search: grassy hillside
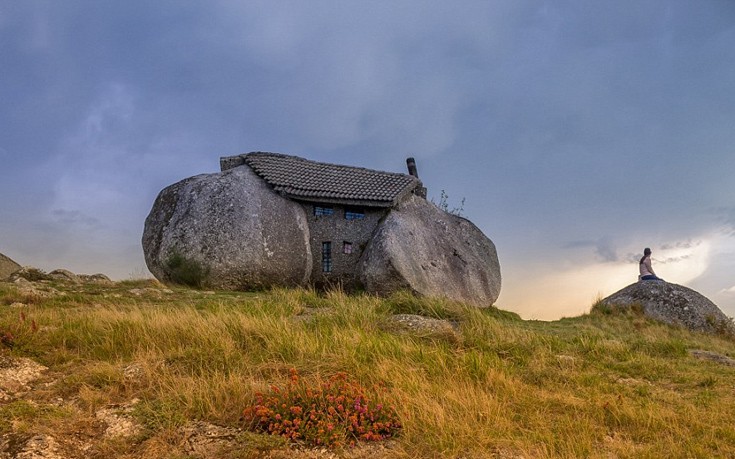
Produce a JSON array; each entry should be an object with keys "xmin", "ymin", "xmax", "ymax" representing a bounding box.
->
[{"xmin": 1, "ymin": 279, "xmax": 734, "ymax": 458}]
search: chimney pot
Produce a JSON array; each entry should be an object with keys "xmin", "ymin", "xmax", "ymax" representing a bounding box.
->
[{"xmin": 406, "ymin": 157, "xmax": 419, "ymax": 178}]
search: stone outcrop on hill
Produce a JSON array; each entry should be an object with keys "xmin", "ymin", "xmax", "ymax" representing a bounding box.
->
[
  {"xmin": 601, "ymin": 281, "xmax": 735, "ymax": 335},
  {"xmin": 142, "ymin": 166, "xmax": 312, "ymax": 290},
  {"xmin": 142, "ymin": 153, "xmax": 502, "ymax": 305},
  {"xmin": 7, "ymin": 266, "xmax": 52, "ymax": 282},
  {"xmin": 359, "ymin": 195, "xmax": 501, "ymax": 306},
  {"xmin": 0, "ymin": 252, "xmax": 21, "ymax": 280}
]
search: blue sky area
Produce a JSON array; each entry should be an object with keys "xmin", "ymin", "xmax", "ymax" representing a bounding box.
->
[{"xmin": 1, "ymin": 1, "xmax": 734, "ymax": 319}]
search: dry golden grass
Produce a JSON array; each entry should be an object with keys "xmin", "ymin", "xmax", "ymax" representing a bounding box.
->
[{"xmin": 1, "ymin": 280, "xmax": 734, "ymax": 458}]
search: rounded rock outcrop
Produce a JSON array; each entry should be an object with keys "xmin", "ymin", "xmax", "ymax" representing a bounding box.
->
[
  {"xmin": 601, "ymin": 281, "xmax": 735, "ymax": 335},
  {"xmin": 0, "ymin": 253, "xmax": 21, "ymax": 281},
  {"xmin": 142, "ymin": 166, "xmax": 312, "ymax": 290},
  {"xmin": 358, "ymin": 195, "xmax": 501, "ymax": 306}
]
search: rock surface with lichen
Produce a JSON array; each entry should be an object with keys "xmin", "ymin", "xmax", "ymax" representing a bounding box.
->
[
  {"xmin": 359, "ymin": 195, "xmax": 501, "ymax": 306},
  {"xmin": 142, "ymin": 166, "xmax": 313, "ymax": 290},
  {"xmin": 0, "ymin": 253, "xmax": 21, "ymax": 281},
  {"xmin": 601, "ymin": 281, "xmax": 735, "ymax": 335}
]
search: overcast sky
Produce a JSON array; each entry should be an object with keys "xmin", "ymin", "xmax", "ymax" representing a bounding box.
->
[{"xmin": 2, "ymin": 1, "xmax": 734, "ymax": 319}]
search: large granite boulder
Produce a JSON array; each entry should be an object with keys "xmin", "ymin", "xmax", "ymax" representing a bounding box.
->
[
  {"xmin": 601, "ymin": 281, "xmax": 735, "ymax": 335},
  {"xmin": 0, "ymin": 253, "xmax": 21, "ymax": 280},
  {"xmin": 358, "ymin": 195, "xmax": 501, "ymax": 306},
  {"xmin": 142, "ymin": 166, "xmax": 312, "ymax": 290}
]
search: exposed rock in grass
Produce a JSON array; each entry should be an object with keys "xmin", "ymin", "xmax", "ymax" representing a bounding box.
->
[
  {"xmin": 95, "ymin": 399, "xmax": 142, "ymax": 438},
  {"xmin": 180, "ymin": 422, "xmax": 244, "ymax": 458},
  {"xmin": 0, "ymin": 253, "xmax": 21, "ymax": 281},
  {"xmin": 47, "ymin": 269, "xmax": 81, "ymax": 284},
  {"xmin": 600, "ymin": 281, "xmax": 735, "ymax": 336},
  {"xmin": 122, "ymin": 363, "xmax": 145, "ymax": 383},
  {"xmin": 0, "ymin": 356, "xmax": 47, "ymax": 398},
  {"xmin": 10, "ymin": 278, "xmax": 63, "ymax": 298},
  {"xmin": 127, "ymin": 287, "xmax": 173, "ymax": 297},
  {"xmin": 77, "ymin": 273, "xmax": 114, "ymax": 285},
  {"xmin": 0, "ymin": 434, "xmax": 63, "ymax": 459},
  {"xmin": 381, "ymin": 314, "xmax": 459, "ymax": 341},
  {"xmin": 689, "ymin": 349, "xmax": 735, "ymax": 366},
  {"xmin": 8, "ymin": 267, "xmax": 52, "ymax": 283}
]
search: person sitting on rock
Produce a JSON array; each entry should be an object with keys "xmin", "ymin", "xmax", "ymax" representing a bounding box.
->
[{"xmin": 639, "ymin": 247, "xmax": 663, "ymax": 281}]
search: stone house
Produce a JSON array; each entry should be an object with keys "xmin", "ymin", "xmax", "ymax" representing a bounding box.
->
[
  {"xmin": 219, "ymin": 152, "xmax": 427, "ymax": 289},
  {"xmin": 143, "ymin": 151, "xmax": 500, "ymax": 305}
]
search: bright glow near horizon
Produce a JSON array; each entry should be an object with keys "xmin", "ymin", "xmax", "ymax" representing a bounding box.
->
[{"xmin": 498, "ymin": 235, "xmax": 718, "ymax": 321}]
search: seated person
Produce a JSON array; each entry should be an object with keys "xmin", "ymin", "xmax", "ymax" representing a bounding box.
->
[{"xmin": 639, "ymin": 247, "xmax": 663, "ymax": 281}]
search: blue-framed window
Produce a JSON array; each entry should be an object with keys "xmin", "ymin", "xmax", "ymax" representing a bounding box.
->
[
  {"xmin": 343, "ymin": 241, "xmax": 353, "ymax": 254},
  {"xmin": 314, "ymin": 206, "xmax": 334, "ymax": 216},
  {"xmin": 321, "ymin": 241, "xmax": 332, "ymax": 272},
  {"xmin": 345, "ymin": 207, "xmax": 365, "ymax": 220}
]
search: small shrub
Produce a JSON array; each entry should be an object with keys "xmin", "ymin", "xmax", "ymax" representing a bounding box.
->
[
  {"xmin": 707, "ymin": 315, "xmax": 735, "ymax": 339},
  {"xmin": 242, "ymin": 369, "xmax": 401, "ymax": 448},
  {"xmin": 164, "ymin": 251, "xmax": 208, "ymax": 288},
  {"xmin": 591, "ymin": 301, "xmax": 643, "ymax": 316},
  {"xmin": 431, "ymin": 189, "xmax": 465, "ymax": 217}
]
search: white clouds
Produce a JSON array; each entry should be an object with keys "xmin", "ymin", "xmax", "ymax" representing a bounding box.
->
[{"xmin": 653, "ymin": 239, "xmax": 711, "ymax": 283}]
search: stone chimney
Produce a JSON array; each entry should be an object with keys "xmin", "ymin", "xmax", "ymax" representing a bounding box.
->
[
  {"xmin": 406, "ymin": 157, "xmax": 427, "ymax": 198},
  {"xmin": 406, "ymin": 157, "xmax": 419, "ymax": 178}
]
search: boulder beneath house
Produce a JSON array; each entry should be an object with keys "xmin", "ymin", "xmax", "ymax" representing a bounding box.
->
[
  {"xmin": 142, "ymin": 166, "xmax": 312, "ymax": 290},
  {"xmin": 600, "ymin": 281, "xmax": 735, "ymax": 336},
  {"xmin": 0, "ymin": 252, "xmax": 21, "ymax": 280},
  {"xmin": 358, "ymin": 195, "xmax": 501, "ymax": 306}
]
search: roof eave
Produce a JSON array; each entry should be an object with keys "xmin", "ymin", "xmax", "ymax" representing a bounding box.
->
[{"xmin": 285, "ymin": 195, "xmax": 396, "ymax": 208}]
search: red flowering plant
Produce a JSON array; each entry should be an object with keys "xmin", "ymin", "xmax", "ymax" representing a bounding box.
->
[{"xmin": 242, "ymin": 369, "xmax": 401, "ymax": 447}]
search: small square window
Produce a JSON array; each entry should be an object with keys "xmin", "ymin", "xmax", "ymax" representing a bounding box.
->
[
  {"xmin": 314, "ymin": 206, "xmax": 334, "ymax": 216},
  {"xmin": 345, "ymin": 207, "xmax": 364, "ymax": 220},
  {"xmin": 343, "ymin": 241, "xmax": 353, "ymax": 254}
]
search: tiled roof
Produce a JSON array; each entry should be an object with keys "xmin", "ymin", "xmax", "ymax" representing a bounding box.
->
[{"xmin": 240, "ymin": 152, "xmax": 419, "ymax": 207}]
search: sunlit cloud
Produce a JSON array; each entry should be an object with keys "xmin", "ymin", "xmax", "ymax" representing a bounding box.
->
[{"xmin": 651, "ymin": 239, "xmax": 710, "ymax": 282}]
